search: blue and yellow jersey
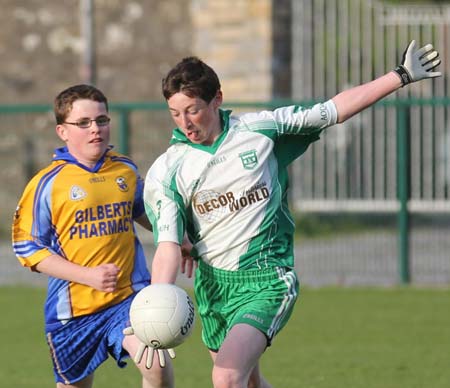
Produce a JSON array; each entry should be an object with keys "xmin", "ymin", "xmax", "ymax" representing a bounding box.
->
[{"xmin": 12, "ymin": 146, "xmax": 150, "ymax": 330}]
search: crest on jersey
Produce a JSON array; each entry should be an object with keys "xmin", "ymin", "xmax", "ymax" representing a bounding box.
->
[
  {"xmin": 239, "ymin": 150, "xmax": 258, "ymax": 170},
  {"xmin": 116, "ymin": 176, "xmax": 129, "ymax": 192},
  {"xmin": 13, "ymin": 205, "xmax": 21, "ymax": 224},
  {"xmin": 70, "ymin": 185, "xmax": 87, "ymax": 201}
]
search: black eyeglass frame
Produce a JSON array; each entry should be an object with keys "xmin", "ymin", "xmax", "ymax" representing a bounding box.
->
[{"xmin": 63, "ymin": 116, "xmax": 111, "ymax": 129}]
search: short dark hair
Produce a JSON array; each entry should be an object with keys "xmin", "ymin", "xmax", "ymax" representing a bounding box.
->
[
  {"xmin": 54, "ymin": 84, "xmax": 108, "ymax": 124},
  {"xmin": 162, "ymin": 57, "xmax": 221, "ymax": 103}
]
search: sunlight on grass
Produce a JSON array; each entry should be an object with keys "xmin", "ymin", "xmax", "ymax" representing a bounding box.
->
[{"xmin": 2, "ymin": 286, "xmax": 449, "ymax": 388}]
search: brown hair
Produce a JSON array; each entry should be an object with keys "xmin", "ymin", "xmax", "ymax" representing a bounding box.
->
[
  {"xmin": 162, "ymin": 57, "xmax": 221, "ymax": 103},
  {"xmin": 54, "ymin": 84, "xmax": 108, "ymax": 124}
]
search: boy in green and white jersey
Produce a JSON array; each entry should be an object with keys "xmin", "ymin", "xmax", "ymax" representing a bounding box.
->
[
  {"xmin": 144, "ymin": 41, "xmax": 441, "ymax": 387},
  {"xmin": 147, "ymin": 102, "xmax": 337, "ymax": 271}
]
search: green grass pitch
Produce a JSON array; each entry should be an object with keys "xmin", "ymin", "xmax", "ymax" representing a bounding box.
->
[{"xmin": 1, "ymin": 286, "xmax": 449, "ymax": 388}]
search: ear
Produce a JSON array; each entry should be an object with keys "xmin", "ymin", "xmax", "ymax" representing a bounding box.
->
[
  {"xmin": 56, "ymin": 124, "xmax": 68, "ymax": 142},
  {"xmin": 213, "ymin": 91, "xmax": 223, "ymax": 109}
]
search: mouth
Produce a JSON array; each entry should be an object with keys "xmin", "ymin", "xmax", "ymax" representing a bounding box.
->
[
  {"xmin": 90, "ymin": 138, "xmax": 103, "ymax": 144},
  {"xmin": 186, "ymin": 130, "xmax": 199, "ymax": 140}
]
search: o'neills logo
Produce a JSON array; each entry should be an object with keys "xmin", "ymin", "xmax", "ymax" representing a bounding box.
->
[
  {"xmin": 319, "ymin": 103, "xmax": 329, "ymax": 121},
  {"xmin": 193, "ymin": 184, "xmax": 269, "ymax": 222},
  {"xmin": 180, "ymin": 296, "xmax": 195, "ymax": 335}
]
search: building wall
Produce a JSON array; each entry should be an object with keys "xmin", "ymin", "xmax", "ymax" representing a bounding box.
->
[
  {"xmin": 191, "ymin": 0, "xmax": 273, "ymax": 101},
  {"xmin": 0, "ymin": 0, "xmax": 274, "ymax": 104}
]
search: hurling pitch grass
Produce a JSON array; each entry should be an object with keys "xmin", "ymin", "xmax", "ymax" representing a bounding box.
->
[{"xmin": 1, "ymin": 286, "xmax": 449, "ymax": 388}]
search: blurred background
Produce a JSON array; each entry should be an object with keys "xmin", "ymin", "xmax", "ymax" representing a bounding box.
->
[{"xmin": 1, "ymin": 0, "xmax": 450, "ymax": 287}]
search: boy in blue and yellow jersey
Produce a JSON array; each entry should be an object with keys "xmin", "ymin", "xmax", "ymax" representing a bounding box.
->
[{"xmin": 12, "ymin": 84, "xmax": 175, "ymax": 388}]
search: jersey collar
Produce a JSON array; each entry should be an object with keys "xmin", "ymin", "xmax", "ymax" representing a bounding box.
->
[
  {"xmin": 52, "ymin": 145, "xmax": 114, "ymax": 172},
  {"xmin": 169, "ymin": 109, "xmax": 231, "ymax": 154}
]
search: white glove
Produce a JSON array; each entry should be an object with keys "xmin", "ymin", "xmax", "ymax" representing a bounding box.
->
[
  {"xmin": 123, "ymin": 326, "xmax": 176, "ymax": 369},
  {"xmin": 394, "ymin": 40, "xmax": 442, "ymax": 86}
]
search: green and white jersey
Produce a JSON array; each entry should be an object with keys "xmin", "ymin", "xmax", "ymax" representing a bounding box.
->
[{"xmin": 144, "ymin": 101, "xmax": 337, "ymax": 271}]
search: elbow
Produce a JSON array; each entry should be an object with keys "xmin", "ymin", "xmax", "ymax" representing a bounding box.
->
[{"xmin": 336, "ymin": 113, "xmax": 346, "ymax": 124}]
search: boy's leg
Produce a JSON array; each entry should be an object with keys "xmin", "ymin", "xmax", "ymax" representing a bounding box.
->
[
  {"xmin": 247, "ymin": 364, "xmax": 272, "ymax": 388},
  {"xmin": 210, "ymin": 323, "xmax": 271, "ymax": 388},
  {"xmin": 123, "ymin": 333, "xmax": 174, "ymax": 388},
  {"xmin": 56, "ymin": 374, "xmax": 94, "ymax": 388}
]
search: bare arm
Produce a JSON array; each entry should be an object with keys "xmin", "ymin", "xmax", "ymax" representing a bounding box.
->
[
  {"xmin": 35, "ymin": 254, "xmax": 120, "ymax": 292},
  {"xmin": 333, "ymin": 40, "xmax": 441, "ymax": 123},
  {"xmin": 151, "ymin": 241, "xmax": 182, "ymax": 283},
  {"xmin": 136, "ymin": 215, "xmax": 196, "ymax": 278},
  {"xmin": 180, "ymin": 234, "xmax": 195, "ymax": 278},
  {"xmin": 332, "ymin": 72, "xmax": 401, "ymax": 123}
]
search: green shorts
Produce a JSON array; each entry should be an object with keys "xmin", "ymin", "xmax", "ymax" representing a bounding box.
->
[{"xmin": 194, "ymin": 260, "xmax": 299, "ymax": 351}]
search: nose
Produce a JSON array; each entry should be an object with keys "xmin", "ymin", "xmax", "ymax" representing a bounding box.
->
[
  {"xmin": 180, "ymin": 114, "xmax": 192, "ymax": 129},
  {"xmin": 90, "ymin": 121, "xmax": 101, "ymax": 132}
]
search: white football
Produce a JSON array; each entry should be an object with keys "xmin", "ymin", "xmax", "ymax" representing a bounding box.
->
[{"xmin": 129, "ymin": 284, "xmax": 195, "ymax": 349}]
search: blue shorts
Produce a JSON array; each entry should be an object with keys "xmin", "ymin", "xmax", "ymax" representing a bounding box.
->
[{"xmin": 45, "ymin": 295, "xmax": 134, "ymax": 385}]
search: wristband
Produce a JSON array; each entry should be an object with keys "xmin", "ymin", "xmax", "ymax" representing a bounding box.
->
[{"xmin": 394, "ymin": 65, "xmax": 413, "ymax": 86}]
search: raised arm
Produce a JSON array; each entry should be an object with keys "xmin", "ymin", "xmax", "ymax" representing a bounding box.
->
[
  {"xmin": 332, "ymin": 40, "xmax": 441, "ymax": 123},
  {"xmin": 332, "ymin": 72, "xmax": 400, "ymax": 123}
]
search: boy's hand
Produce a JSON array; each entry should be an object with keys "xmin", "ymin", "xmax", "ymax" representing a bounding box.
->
[
  {"xmin": 394, "ymin": 40, "xmax": 441, "ymax": 86},
  {"xmin": 123, "ymin": 326, "xmax": 176, "ymax": 368}
]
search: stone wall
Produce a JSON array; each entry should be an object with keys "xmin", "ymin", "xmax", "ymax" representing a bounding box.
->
[
  {"xmin": 1, "ymin": 0, "xmax": 274, "ymax": 104},
  {"xmin": 1, "ymin": 0, "xmax": 192, "ymax": 104},
  {"xmin": 191, "ymin": 0, "xmax": 273, "ymax": 101}
]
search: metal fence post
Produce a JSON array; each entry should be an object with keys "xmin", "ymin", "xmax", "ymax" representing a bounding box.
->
[
  {"xmin": 397, "ymin": 104, "xmax": 410, "ymax": 284},
  {"xmin": 117, "ymin": 109, "xmax": 130, "ymax": 155}
]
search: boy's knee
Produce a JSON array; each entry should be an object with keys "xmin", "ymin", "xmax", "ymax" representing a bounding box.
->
[
  {"xmin": 212, "ymin": 365, "xmax": 244, "ymax": 388},
  {"xmin": 138, "ymin": 360, "xmax": 174, "ymax": 388}
]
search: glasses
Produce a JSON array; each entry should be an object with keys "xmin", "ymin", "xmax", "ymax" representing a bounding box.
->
[{"xmin": 63, "ymin": 116, "xmax": 111, "ymax": 129}]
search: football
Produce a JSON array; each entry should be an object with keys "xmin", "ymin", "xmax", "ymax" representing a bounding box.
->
[{"xmin": 129, "ymin": 283, "xmax": 195, "ymax": 349}]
